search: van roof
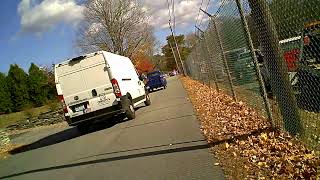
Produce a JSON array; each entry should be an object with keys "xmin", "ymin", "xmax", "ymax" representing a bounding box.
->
[{"xmin": 55, "ymin": 51, "xmax": 104, "ymax": 67}]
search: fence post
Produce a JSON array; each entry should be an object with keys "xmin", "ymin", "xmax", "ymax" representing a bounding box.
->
[
  {"xmin": 198, "ymin": 35, "xmax": 210, "ymax": 85},
  {"xmin": 191, "ymin": 55, "xmax": 195, "ymax": 79},
  {"xmin": 194, "ymin": 46, "xmax": 199, "ymax": 81},
  {"xmin": 212, "ymin": 18, "xmax": 237, "ymax": 101},
  {"xmin": 204, "ymin": 35, "xmax": 220, "ymax": 92},
  {"xmin": 196, "ymin": 25, "xmax": 220, "ymax": 92},
  {"xmin": 199, "ymin": 47, "xmax": 206, "ymax": 85},
  {"xmin": 247, "ymin": 0, "xmax": 302, "ymax": 135},
  {"xmin": 194, "ymin": 41, "xmax": 202, "ymax": 84},
  {"xmin": 235, "ymin": 0, "xmax": 274, "ymax": 127}
]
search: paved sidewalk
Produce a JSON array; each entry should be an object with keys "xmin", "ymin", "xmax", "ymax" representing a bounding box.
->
[{"xmin": 0, "ymin": 76, "xmax": 224, "ymax": 180}]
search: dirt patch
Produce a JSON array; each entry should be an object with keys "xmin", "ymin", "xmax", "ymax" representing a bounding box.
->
[
  {"xmin": 0, "ymin": 122, "xmax": 68, "ymax": 159},
  {"xmin": 181, "ymin": 77, "xmax": 320, "ymax": 179}
]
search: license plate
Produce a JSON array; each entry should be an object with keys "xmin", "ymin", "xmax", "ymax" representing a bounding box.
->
[{"xmin": 74, "ymin": 105, "xmax": 85, "ymax": 112}]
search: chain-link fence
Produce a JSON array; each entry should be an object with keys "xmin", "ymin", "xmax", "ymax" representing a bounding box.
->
[{"xmin": 186, "ymin": 0, "xmax": 320, "ymax": 151}]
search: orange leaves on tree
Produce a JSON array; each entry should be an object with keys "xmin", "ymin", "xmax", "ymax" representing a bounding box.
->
[{"xmin": 132, "ymin": 53, "xmax": 155, "ymax": 74}]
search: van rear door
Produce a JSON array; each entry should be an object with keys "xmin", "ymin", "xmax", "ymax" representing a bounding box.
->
[{"xmin": 55, "ymin": 53, "xmax": 116, "ymax": 117}]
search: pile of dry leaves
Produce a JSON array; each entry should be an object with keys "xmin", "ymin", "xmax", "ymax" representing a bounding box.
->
[{"xmin": 181, "ymin": 77, "xmax": 320, "ymax": 179}]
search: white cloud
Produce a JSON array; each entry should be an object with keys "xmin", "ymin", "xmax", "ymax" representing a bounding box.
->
[
  {"xmin": 18, "ymin": 0, "xmax": 84, "ymax": 34},
  {"xmin": 141, "ymin": 0, "xmax": 217, "ymax": 30}
]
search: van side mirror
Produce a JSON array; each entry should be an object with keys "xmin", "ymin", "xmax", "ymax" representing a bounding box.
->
[{"xmin": 139, "ymin": 75, "xmax": 145, "ymax": 81}]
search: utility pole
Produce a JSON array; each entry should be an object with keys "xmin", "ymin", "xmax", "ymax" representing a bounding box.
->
[
  {"xmin": 166, "ymin": 0, "xmax": 186, "ymax": 76},
  {"xmin": 168, "ymin": 41, "xmax": 181, "ymax": 73},
  {"xmin": 169, "ymin": 23, "xmax": 187, "ymax": 76}
]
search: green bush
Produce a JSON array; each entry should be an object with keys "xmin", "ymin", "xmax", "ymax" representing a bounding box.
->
[
  {"xmin": 47, "ymin": 100, "xmax": 61, "ymax": 112},
  {"xmin": 7, "ymin": 64, "xmax": 30, "ymax": 112},
  {"xmin": 0, "ymin": 73, "xmax": 12, "ymax": 113},
  {"xmin": 28, "ymin": 63, "xmax": 49, "ymax": 107},
  {"xmin": 23, "ymin": 108, "xmax": 37, "ymax": 120}
]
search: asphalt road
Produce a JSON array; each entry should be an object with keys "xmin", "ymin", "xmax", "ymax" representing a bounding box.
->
[{"xmin": 0, "ymin": 76, "xmax": 224, "ymax": 180}]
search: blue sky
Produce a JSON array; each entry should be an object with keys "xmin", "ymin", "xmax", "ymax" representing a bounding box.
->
[
  {"xmin": 0, "ymin": 0, "xmax": 217, "ymax": 73},
  {"xmin": 0, "ymin": 0, "xmax": 85, "ymax": 73}
]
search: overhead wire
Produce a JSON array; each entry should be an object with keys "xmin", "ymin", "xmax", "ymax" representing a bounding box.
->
[
  {"xmin": 166, "ymin": 0, "xmax": 186, "ymax": 75},
  {"xmin": 198, "ymin": 0, "xmax": 211, "ymax": 30},
  {"xmin": 172, "ymin": 0, "xmax": 176, "ymax": 34},
  {"xmin": 195, "ymin": 0, "xmax": 205, "ymax": 32}
]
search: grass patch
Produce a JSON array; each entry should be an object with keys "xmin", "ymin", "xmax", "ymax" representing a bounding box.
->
[
  {"xmin": 300, "ymin": 110, "xmax": 320, "ymax": 151},
  {"xmin": 0, "ymin": 106, "xmax": 51, "ymax": 129}
]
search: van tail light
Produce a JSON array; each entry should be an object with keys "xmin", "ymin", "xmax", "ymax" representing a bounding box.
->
[
  {"xmin": 58, "ymin": 95, "xmax": 68, "ymax": 113},
  {"xmin": 111, "ymin": 78, "xmax": 122, "ymax": 97}
]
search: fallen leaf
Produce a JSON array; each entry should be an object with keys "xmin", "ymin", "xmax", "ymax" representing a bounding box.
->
[
  {"xmin": 260, "ymin": 133, "xmax": 268, "ymax": 141},
  {"xmin": 225, "ymin": 143, "xmax": 230, "ymax": 149},
  {"xmin": 180, "ymin": 77, "xmax": 320, "ymax": 179}
]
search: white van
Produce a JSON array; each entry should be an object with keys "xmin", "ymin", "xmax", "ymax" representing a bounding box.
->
[{"xmin": 54, "ymin": 51, "xmax": 151, "ymax": 132}]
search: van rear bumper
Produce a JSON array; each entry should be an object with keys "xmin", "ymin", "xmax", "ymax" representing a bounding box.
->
[{"xmin": 68, "ymin": 104, "xmax": 124, "ymax": 126}]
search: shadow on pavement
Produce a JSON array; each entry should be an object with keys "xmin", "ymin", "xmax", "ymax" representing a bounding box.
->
[
  {"xmin": 9, "ymin": 128, "xmax": 80, "ymax": 155},
  {"xmin": 0, "ymin": 128, "xmax": 274, "ymax": 179},
  {"xmin": 0, "ymin": 140, "xmax": 209, "ymax": 179},
  {"xmin": 141, "ymin": 102, "xmax": 189, "ymax": 115},
  {"xmin": 73, "ymin": 139, "xmax": 206, "ymax": 161},
  {"xmin": 9, "ymin": 116, "xmax": 126, "ymax": 155},
  {"xmin": 125, "ymin": 114, "xmax": 195, "ymax": 129}
]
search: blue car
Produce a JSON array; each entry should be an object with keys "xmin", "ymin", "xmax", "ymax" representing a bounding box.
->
[{"xmin": 146, "ymin": 71, "xmax": 167, "ymax": 92}]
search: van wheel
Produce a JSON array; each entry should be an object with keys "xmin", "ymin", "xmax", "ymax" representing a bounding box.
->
[
  {"xmin": 125, "ymin": 100, "xmax": 135, "ymax": 120},
  {"xmin": 144, "ymin": 93, "xmax": 151, "ymax": 106}
]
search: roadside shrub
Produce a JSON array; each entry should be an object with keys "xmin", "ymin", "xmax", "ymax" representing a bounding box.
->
[
  {"xmin": 47, "ymin": 100, "xmax": 61, "ymax": 112},
  {"xmin": 23, "ymin": 106, "xmax": 37, "ymax": 120}
]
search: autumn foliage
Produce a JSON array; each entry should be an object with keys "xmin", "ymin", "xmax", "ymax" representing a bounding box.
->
[{"xmin": 132, "ymin": 53, "xmax": 155, "ymax": 74}]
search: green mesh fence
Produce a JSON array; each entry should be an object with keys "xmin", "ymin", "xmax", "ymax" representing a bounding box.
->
[
  {"xmin": 265, "ymin": 0, "xmax": 320, "ymax": 150},
  {"xmin": 185, "ymin": 0, "xmax": 320, "ymax": 151}
]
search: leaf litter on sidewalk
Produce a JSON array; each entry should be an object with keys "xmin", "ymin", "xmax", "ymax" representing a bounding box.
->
[{"xmin": 181, "ymin": 77, "xmax": 320, "ymax": 179}]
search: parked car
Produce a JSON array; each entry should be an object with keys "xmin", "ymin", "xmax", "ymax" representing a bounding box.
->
[
  {"xmin": 235, "ymin": 50, "xmax": 257, "ymax": 85},
  {"xmin": 235, "ymin": 50, "xmax": 272, "ymax": 96},
  {"xmin": 54, "ymin": 51, "xmax": 151, "ymax": 133},
  {"xmin": 240, "ymin": 20, "xmax": 320, "ymax": 112},
  {"xmin": 169, "ymin": 70, "xmax": 178, "ymax": 76},
  {"xmin": 146, "ymin": 70, "xmax": 167, "ymax": 92},
  {"xmin": 296, "ymin": 20, "xmax": 320, "ymax": 112}
]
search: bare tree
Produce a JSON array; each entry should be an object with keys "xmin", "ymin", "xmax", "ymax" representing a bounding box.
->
[
  {"xmin": 185, "ymin": 33, "xmax": 197, "ymax": 49},
  {"xmin": 76, "ymin": 0, "xmax": 154, "ymax": 58}
]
